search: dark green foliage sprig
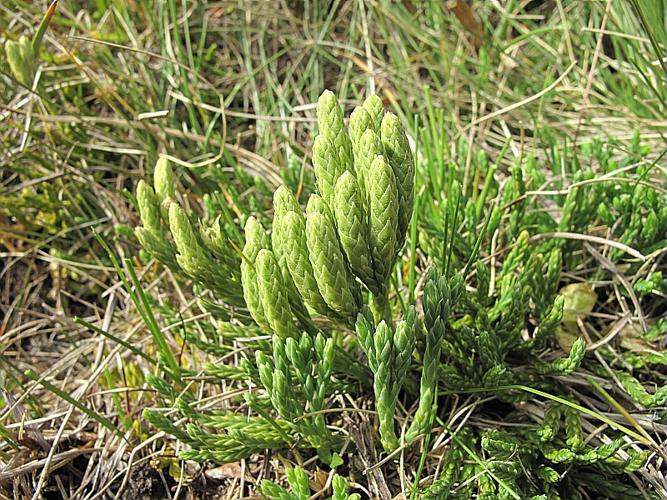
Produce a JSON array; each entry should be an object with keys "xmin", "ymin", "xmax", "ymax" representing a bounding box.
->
[
  {"xmin": 355, "ymin": 306, "xmax": 417, "ymax": 451},
  {"xmin": 536, "ymin": 338, "xmax": 586, "ymax": 375},
  {"xmin": 406, "ymin": 272, "xmax": 461, "ymax": 443},
  {"xmin": 256, "ymin": 332, "xmax": 336, "ymax": 462},
  {"xmin": 260, "ymin": 466, "xmax": 361, "ymax": 500},
  {"xmin": 417, "ymin": 430, "xmax": 473, "ymax": 498},
  {"xmin": 400, "ymin": 126, "xmax": 664, "ymax": 497},
  {"xmin": 180, "ymin": 418, "xmax": 291, "ymax": 463},
  {"xmin": 615, "ymin": 371, "xmax": 667, "ymax": 407}
]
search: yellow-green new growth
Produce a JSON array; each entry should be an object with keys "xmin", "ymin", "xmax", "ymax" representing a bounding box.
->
[
  {"xmin": 363, "ymin": 94, "xmax": 385, "ymax": 132},
  {"xmin": 333, "ymin": 171, "xmax": 379, "ymax": 294},
  {"xmin": 278, "ymin": 211, "xmax": 332, "ymax": 316},
  {"xmin": 136, "ymin": 180, "xmax": 162, "ymax": 234},
  {"xmin": 271, "ymin": 186, "xmax": 301, "ymax": 263},
  {"xmin": 135, "ymin": 180, "xmax": 178, "ymax": 269},
  {"xmin": 273, "ymin": 185, "xmax": 301, "ymax": 218},
  {"xmin": 349, "ymin": 106, "xmax": 375, "ymax": 148},
  {"xmin": 313, "ymin": 90, "xmax": 354, "ymax": 205},
  {"xmin": 381, "ymin": 113, "xmax": 415, "ymax": 249},
  {"xmin": 317, "ymin": 91, "xmax": 354, "ymax": 172},
  {"xmin": 241, "ymin": 216, "xmax": 271, "ymax": 332},
  {"xmin": 271, "ymin": 187, "xmax": 312, "ymax": 327},
  {"xmin": 168, "ymin": 203, "xmax": 240, "ymax": 299},
  {"xmin": 349, "ymin": 95, "xmax": 383, "ymax": 147},
  {"xmin": 199, "ymin": 217, "xmax": 239, "ymax": 273},
  {"xmin": 368, "ymin": 155, "xmax": 399, "ymax": 286},
  {"xmin": 352, "ymin": 128, "xmax": 384, "ymax": 205},
  {"xmin": 154, "ymin": 156, "xmax": 176, "ymax": 203},
  {"xmin": 306, "ymin": 195, "xmax": 360, "ymax": 320},
  {"xmin": 312, "ymin": 135, "xmax": 345, "ymax": 207},
  {"xmin": 255, "ymin": 249, "xmax": 298, "ymax": 339},
  {"xmin": 348, "ymin": 95, "xmax": 385, "ymax": 199},
  {"xmin": 135, "ymin": 226, "xmax": 178, "ymax": 270},
  {"xmin": 168, "ymin": 203, "xmax": 204, "ymax": 268}
]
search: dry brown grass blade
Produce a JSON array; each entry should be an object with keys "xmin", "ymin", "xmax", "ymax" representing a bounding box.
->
[{"xmin": 449, "ymin": 0, "xmax": 484, "ymax": 49}]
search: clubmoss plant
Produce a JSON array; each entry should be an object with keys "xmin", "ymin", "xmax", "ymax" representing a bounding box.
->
[
  {"xmin": 136, "ymin": 91, "xmax": 420, "ymax": 461},
  {"xmin": 134, "ymin": 90, "xmax": 667, "ymax": 498}
]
